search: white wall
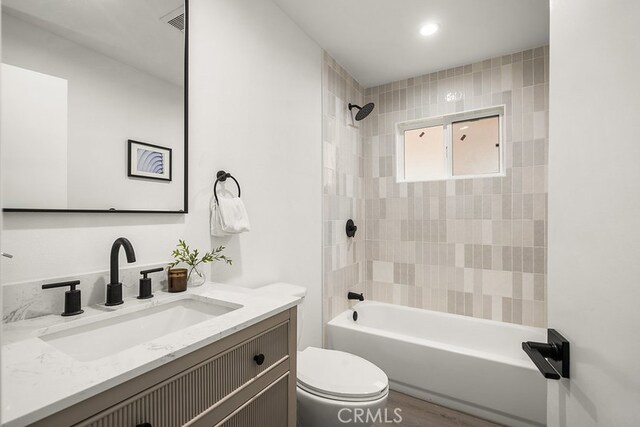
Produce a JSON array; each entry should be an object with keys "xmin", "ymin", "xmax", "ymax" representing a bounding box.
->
[
  {"xmin": 1, "ymin": 0, "xmax": 323, "ymax": 349},
  {"xmin": 547, "ymin": 0, "xmax": 640, "ymax": 425},
  {"xmin": 2, "ymin": 11, "xmax": 184, "ymax": 210},
  {"xmin": 187, "ymin": 0, "xmax": 323, "ymax": 349}
]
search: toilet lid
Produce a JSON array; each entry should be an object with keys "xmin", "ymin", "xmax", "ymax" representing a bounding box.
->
[{"xmin": 297, "ymin": 347, "xmax": 388, "ymax": 401}]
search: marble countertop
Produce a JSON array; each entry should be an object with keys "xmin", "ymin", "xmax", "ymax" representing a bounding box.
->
[{"xmin": 1, "ymin": 282, "xmax": 300, "ymax": 427}]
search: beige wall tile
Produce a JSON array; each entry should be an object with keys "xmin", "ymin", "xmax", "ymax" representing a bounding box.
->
[{"xmin": 323, "ymin": 47, "xmax": 548, "ymax": 330}]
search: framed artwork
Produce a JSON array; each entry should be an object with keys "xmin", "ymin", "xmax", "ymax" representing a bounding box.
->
[{"xmin": 128, "ymin": 140, "xmax": 172, "ymax": 181}]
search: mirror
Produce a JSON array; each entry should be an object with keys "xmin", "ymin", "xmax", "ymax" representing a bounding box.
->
[{"xmin": 1, "ymin": 0, "xmax": 187, "ymax": 213}]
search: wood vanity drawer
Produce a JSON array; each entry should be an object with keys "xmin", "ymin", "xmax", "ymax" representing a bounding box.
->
[
  {"xmin": 76, "ymin": 321, "xmax": 289, "ymax": 427},
  {"xmin": 215, "ymin": 373, "xmax": 289, "ymax": 427}
]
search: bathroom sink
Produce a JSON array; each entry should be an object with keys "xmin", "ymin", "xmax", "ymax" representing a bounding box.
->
[{"xmin": 39, "ymin": 296, "xmax": 241, "ymax": 362}]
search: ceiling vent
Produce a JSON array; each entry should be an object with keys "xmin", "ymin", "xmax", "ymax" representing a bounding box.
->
[{"xmin": 161, "ymin": 6, "xmax": 185, "ymax": 33}]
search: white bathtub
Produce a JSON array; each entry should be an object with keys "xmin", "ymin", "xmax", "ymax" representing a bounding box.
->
[{"xmin": 327, "ymin": 301, "xmax": 547, "ymax": 427}]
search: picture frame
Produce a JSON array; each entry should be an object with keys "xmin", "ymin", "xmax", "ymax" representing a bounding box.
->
[{"xmin": 127, "ymin": 139, "xmax": 172, "ymax": 182}]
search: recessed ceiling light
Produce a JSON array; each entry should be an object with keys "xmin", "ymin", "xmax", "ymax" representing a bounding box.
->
[{"xmin": 420, "ymin": 23, "xmax": 439, "ymax": 36}]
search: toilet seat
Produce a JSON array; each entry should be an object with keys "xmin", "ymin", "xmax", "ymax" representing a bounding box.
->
[{"xmin": 297, "ymin": 347, "xmax": 388, "ymax": 402}]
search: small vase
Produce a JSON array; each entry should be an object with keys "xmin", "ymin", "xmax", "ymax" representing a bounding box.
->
[{"xmin": 188, "ymin": 266, "xmax": 206, "ymax": 287}]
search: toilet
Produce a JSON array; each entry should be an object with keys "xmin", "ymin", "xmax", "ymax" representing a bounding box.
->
[{"xmin": 254, "ymin": 283, "xmax": 389, "ymax": 427}]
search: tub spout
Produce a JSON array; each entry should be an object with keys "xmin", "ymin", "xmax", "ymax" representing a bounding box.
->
[{"xmin": 348, "ymin": 292, "xmax": 364, "ymax": 301}]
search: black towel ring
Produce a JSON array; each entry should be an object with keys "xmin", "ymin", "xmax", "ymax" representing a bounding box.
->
[{"xmin": 214, "ymin": 170, "xmax": 241, "ymax": 204}]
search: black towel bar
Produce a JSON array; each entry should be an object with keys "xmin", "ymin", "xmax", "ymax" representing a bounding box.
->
[{"xmin": 213, "ymin": 170, "xmax": 241, "ymax": 204}]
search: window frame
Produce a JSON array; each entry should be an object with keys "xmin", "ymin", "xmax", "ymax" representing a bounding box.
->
[{"xmin": 395, "ymin": 105, "xmax": 506, "ymax": 183}]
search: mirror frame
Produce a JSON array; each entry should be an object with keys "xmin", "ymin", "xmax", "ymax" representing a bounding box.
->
[{"xmin": 2, "ymin": 0, "xmax": 189, "ymax": 215}]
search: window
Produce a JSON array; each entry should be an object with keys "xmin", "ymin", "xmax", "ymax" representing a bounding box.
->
[{"xmin": 396, "ymin": 106, "xmax": 504, "ymax": 182}]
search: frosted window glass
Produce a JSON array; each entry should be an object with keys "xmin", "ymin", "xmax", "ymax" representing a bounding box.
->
[
  {"xmin": 404, "ymin": 125, "xmax": 445, "ymax": 181},
  {"xmin": 452, "ymin": 116, "xmax": 500, "ymax": 176}
]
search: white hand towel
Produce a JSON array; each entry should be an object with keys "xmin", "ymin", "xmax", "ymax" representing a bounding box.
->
[
  {"xmin": 210, "ymin": 197, "xmax": 227, "ymax": 236},
  {"xmin": 210, "ymin": 195, "xmax": 251, "ymax": 236}
]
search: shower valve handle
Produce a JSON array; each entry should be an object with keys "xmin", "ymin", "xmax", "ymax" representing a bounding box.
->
[{"xmin": 346, "ymin": 219, "xmax": 358, "ymax": 237}]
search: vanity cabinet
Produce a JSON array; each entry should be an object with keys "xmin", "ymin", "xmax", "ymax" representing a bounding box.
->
[{"xmin": 30, "ymin": 308, "xmax": 297, "ymax": 427}]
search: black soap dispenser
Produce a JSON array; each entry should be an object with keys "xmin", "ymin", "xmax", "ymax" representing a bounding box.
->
[{"xmin": 138, "ymin": 267, "xmax": 164, "ymax": 300}]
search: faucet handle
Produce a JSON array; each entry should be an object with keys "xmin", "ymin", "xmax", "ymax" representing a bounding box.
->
[
  {"xmin": 138, "ymin": 267, "xmax": 164, "ymax": 300},
  {"xmin": 42, "ymin": 280, "xmax": 83, "ymax": 316},
  {"xmin": 42, "ymin": 280, "xmax": 80, "ymax": 290},
  {"xmin": 140, "ymin": 267, "xmax": 164, "ymax": 277}
]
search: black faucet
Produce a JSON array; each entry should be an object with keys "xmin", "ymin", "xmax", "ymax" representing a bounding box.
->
[
  {"xmin": 348, "ymin": 291, "xmax": 364, "ymax": 301},
  {"xmin": 106, "ymin": 237, "xmax": 136, "ymax": 306}
]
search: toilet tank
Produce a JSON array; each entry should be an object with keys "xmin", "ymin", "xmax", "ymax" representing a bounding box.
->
[{"xmin": 254, "ymin": 283, "xmax": 306, "ymax": 348}]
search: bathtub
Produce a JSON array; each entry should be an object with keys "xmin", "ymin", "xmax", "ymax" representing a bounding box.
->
[{"xmin": 327, "ymin": 301, "xmax": 547, "ymax": 427}]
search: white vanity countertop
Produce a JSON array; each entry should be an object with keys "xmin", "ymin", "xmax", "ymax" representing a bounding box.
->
[{"xmin": 1, "ymin": 282, "xmax": 301, "ymax": 427}]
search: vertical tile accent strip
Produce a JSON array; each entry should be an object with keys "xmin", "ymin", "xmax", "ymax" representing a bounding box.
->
[{"xmin": 322, "ymin": 52, "xmax": 366, "ymax": 342}]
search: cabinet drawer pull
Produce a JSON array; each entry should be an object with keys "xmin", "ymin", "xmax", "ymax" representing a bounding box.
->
[
  {"xmin": 254, "ymin": 353, "xmax": 265, "ymax": 366},
  {"xmin": 136, "ymin": 423, "xmax": 152, "ymax": 427}
]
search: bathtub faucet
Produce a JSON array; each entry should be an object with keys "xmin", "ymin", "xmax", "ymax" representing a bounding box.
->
[{"xmin": 348, "ymin": 292, "xmax": 364, "ymax": 301}]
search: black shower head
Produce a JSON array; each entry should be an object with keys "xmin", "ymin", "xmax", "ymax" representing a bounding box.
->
[{"xmin": 349, "ymin": 102, "xmax": 375, "ymax": 121}]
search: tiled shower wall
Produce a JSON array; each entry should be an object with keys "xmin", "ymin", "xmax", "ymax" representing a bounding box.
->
[
  {"xmin": 361, "ymin": 47, "xmax": 549, "ymax": 327},
  {"xmin": 322, "ymin": 52, "xmax": 366, "ymax": 333}
]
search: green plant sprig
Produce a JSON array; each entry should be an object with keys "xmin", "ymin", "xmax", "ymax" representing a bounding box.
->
[{"xmin": 168, "ymin": 239, "xmax": 232, "ymax": 269}]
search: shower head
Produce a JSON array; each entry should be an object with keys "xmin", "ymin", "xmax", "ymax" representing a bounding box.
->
[{"xmin": 348, "ymin": 102, "xmax": 375, "ymax": 121}]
